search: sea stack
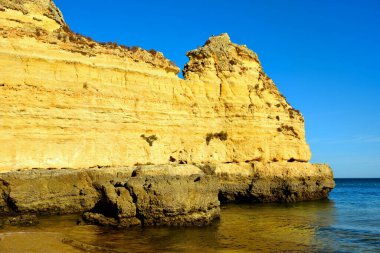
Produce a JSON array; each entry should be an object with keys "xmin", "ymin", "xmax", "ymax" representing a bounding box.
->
[{"xmin": 0, "ymin": 0, "xmax": 334, "ymax": 227}]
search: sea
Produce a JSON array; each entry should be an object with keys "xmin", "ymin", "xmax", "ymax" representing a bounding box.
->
[{"xmin": 0, "ymin": 179, "xmax": 379, "ymax": 253}]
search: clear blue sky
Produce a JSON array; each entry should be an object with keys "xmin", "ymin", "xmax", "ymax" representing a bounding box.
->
[{"xmin": 54, "ymin": 0, "xmax": 380, "ymax": 178}]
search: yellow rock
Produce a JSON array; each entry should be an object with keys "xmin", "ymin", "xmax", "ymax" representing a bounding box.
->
[{"xmin": 1, "ymin": 1, "xmax": 313, "ymax": 172}]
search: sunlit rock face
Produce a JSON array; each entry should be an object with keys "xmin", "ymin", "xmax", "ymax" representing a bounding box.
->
[
  {"xmin": 0, "ymin": 0, "xmax": 334, "ymax": 224},
  {"xmin": 0, "ymin": 0, "xmax": 65, "ymax": 27},
  {"xmin": 183, "ymin": 33, "xmax": 311, "ymax": 163},
  {"xmin": 0, "ymin": 2, "xmax": 310, "ymax": 171}
]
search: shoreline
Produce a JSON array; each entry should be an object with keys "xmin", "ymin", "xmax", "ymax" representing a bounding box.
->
[{"xmin": 0, "ymin": 162, "xmax": 334, "ymax": 227}]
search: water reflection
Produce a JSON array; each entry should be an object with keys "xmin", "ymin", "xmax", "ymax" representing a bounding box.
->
[
  {"xmin": 216, "ymin": 201, "xmax": 336, "ymax": 252},
  {"xmin": 0, "ymin": 200, "xmax": 337, "ymax": 252}
]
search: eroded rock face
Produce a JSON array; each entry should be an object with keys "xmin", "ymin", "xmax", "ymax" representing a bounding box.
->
[
  {"xmin": 83, "ymin": 175, "xmax": 220, "ymax": 227},
  {"xmin": 199, "ymin": 162, "xmax": 335, "ymax": 203},
  {"xmin": 81, "ymin": 179, "xmax": 142, "ymax": 227},
  {"xmin": 0, "ymin": 0, "xmax": 65, "ymax": 26},
  {"xmin": 0, "ymin": 164, "xmax": 334, "ymax": 227},
  {"xmin": 0, "ymin": 166, "xmax": 221, "ymax": 227},
  {"xmin": 128, "ymin": 175, "xmax": 220, "ymax": 226},
  {"xmin": 249, "ymin": 163, "xmax": 335, "ymax": 202},
  {"xmin": 1, "ymin": 2, "xmax": 309, "ymax": 170},
  {"xmin": 0, "ymin": 1, "xmax": 335, "ymax": 227},
  {"xmin": 0, "ymin": 168, "xmax": 130, "ymax": 214}
]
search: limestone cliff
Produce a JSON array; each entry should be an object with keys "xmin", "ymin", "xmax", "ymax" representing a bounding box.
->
[
  {"xmin": 0, "ymin": 1, "xmax": 309, "ymax": 170},
  {"xmin": 0, "ymin": 1, "xmax": 334, "ymax": 226}
]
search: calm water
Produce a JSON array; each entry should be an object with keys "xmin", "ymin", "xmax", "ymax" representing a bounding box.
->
[{"xmin": 0, "ymin": 179, "xmax": 379, "ymax": 253}]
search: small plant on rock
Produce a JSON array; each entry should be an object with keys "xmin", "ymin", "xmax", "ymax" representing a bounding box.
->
[
  {"xmin": 205, "ymin": 131, "xmax": 228, "ymax": 145},
  {"xmin": 206, "ymin": 133, "xmax": 214, "ymax": 145},
  {"xmin": 141, "ymin": 134, "xmax": 158, "ymax": 147}
]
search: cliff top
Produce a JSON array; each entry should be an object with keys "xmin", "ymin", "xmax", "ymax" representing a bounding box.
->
[
  {"xmin": 0, "ymin": 0, "xmax": 65, "ymax": 25},
  {"xmin": 183, "ymin": 33, "xmax": 261, "ymax": 80},
  {"xmin": 0, "ymin": 1, "xmax": 262, "ymax": 79},
  {"xmin": 0, "ymin": 0, "xmax": 180, "ymax": 74}
]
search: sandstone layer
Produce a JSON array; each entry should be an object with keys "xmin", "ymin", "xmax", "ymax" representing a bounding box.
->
[
  {"xmin": 0, "ymin": 1, "xmax": 310, "ymax": 170},
  {"xmin": 0, "ymin": 1, "xmax": 334, "ymax": 226}
]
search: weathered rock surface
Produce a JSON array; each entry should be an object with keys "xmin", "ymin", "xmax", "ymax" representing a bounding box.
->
[
  {"xmin": 0, "ymin": 163, "xmax": 334, "ymax": 227},
  {"xmin": 196, "ymin": 162, "xmax": 335, "ymax": 203},
  {"xmin": 0, "ymin": 165, "xmax": 221, "ymax": 227},
  {"xmin": 1, "ymin": 1, "xmax": 309, "ymax": 171},
  {"xmin": 0, "ymin": 1, "xmax": 335, "ymax": 226},
  {"xmin": 1, "ymin": 214, "xmax": 39, "ymax": 226},
  {"xmin": 0, "ymin": 167, "xmax": 131, "ymax": 214},
  {"xmin": 0, "ymin": 0, "xmax": 65, "ymax": 25},
  {"xmin": 83, "ymin": 174, "xmax": 220, "ymax": 227}
]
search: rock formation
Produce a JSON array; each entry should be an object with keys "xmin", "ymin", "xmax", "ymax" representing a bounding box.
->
[{"xmin": 0, "ymin": 0, "xmax": 334, "ymax": 227}]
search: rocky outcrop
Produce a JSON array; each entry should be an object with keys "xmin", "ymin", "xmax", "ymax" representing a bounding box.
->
[
  {"xmin": 197, "ymin": 162, "xmax": 335, "ymax": 203},
  {"xmin": 0, "ymin": 1, "xmax": 334, "ymax": 226},
  {"xmin": 0, "ymin": 0, "xmax": 65, "ymax": 25},
  {"xmin": 217, "ymin": 162, "xmax": 334, "ymax": 202},
  {"xmin": 0, "ymin": 165, "xmax": 221, "ymax": 227},
  {"xmin": 0, "ymin": 163, "xmax": 334, "ymax": 227},
  {"xmin": 83, "ymin": 175, "xmax": 220, "ymax": 227}
]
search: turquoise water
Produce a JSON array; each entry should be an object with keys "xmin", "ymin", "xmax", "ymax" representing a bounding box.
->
[{"xmin": 0, "ymin": 179, "xmax": 379, "ymax": 252}]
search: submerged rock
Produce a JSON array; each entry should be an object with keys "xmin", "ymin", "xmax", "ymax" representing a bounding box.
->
[
  {"xmin": 4, "ymin": 214, "xmax": 39, "ymax": 226},
  {"xmin": 62, "ymin": 238, "xmax": 119, "ymax": 253}
]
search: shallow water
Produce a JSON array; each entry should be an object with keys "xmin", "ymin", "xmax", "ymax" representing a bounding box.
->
[{"xmin": 0, "ymin": 179, "xmax": 379, "ymax": 252}]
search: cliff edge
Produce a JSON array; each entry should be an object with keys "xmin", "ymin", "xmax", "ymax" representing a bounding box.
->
[{"xmin": 0, "ymin": 1, "xmax": 334, "ymax": 227}]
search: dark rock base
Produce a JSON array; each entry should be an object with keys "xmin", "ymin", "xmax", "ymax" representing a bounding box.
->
[
  {"xmin": 0, "ymin": 163, "xmax": 335, "ymax": 227},
  {"xmin": 81, "ymin": 175, "xmax": 220, "ymax": 227}
]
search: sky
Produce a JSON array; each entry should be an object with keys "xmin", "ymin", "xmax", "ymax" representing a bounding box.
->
[{"xmin": 54, "ymin": 0, "xmax": 380, "ymax": 178}]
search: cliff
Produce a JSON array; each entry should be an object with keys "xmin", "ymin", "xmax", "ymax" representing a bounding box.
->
[
  {"xmin": 0, "ymin": 1, "xmax": 310, "ymax": 170},
  {"xmin": 0, "ymin": 1, "xmax": 334, "ymax": 227}
]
